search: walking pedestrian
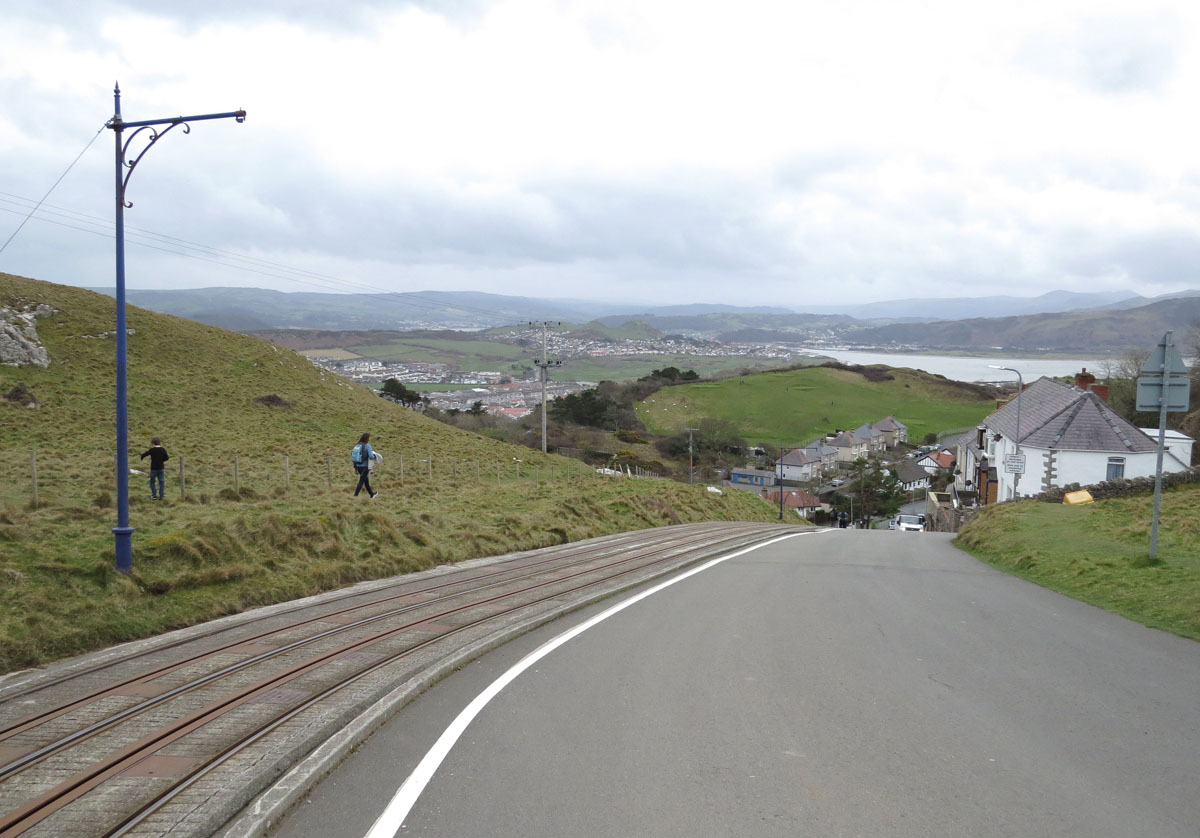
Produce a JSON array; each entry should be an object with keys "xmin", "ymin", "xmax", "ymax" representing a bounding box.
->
[
  {"xmin": 139, "ymin": 436, "xmax": 169, "ymax": 500},
  {"xmin": 351, "ymin": 432, "xmax": 379, "ymax": 499}
]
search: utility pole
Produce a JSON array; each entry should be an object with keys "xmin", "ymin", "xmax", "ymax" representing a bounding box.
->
[
  {"xmin": 106, "ymin": 84, "xmax": 245, "ymax": 573},
  {"xmin": 684, "ymin": 427, "xmax": 699, "ymax": 484},
  {"xmin": 530, "ymin": 321, "xmax": 561, "ymax": 454},
  {"xmin": 778, "ymin": 446, "xmax": 784, "ymax": 520}
]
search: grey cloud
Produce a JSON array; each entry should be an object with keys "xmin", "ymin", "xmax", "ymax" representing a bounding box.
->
[
  {"xmin": 1017, "ymin": 15, "xmax": 1179, "ymax": 95},
  {"xmin": 7, "ymin": 0, "xmax": 488, "ymax": 34},
  {"xmin": 1061, "ymin": 228, "xmax": 1200, "ymax": 286}
]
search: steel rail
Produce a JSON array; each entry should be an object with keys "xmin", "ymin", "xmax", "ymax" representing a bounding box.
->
[
  {"xmin": 111, "ymin": 527, "xmax": 795, "ymax": 837},
  {"xmin": 0, "ymin": 526, "xmax": 693, "ymax": 707},
  {"xmin": 0, "ymin": 525, "xmax": 791, "ymax": 836},
  {"xmin": 0, "ymin": 524, "xmax": 753, "ymax": 780}
]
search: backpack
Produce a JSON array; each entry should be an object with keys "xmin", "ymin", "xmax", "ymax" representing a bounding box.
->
[{"xmin": 351, "ymin": 443, "xmax": 364, "ymax": 464}]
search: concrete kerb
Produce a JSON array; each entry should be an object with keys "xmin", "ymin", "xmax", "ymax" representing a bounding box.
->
[{"xmin": 214, "ymin": 530, "xmax": 801, "ymax": 838}]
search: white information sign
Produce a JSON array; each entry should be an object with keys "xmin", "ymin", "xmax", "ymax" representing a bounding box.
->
[{"xmin": 1004, "ymin": 454, "xmax": 1026, "ymax": 474}]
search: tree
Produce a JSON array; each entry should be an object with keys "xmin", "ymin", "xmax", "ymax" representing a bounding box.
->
[
  {"xmin": 381, "ymin": 378, "xmax": 424, "ymax": 409},
  {"xmin": 468, "ymin": 400, "xmax": 487, "ymax": 416},
  {"xmin": 844, "ymin": 457, "xmax": 905, "ymax": 527}
]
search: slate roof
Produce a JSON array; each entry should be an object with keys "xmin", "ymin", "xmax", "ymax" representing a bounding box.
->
[
  {"xmin": 854, "ymin": 422, "xmax": 883, "ymax": 440},
  {"xmin": 895, "ymin": 460, "xmax": 932, "ymax": 484},
  {"xmin": 986, "ymin": 376, "xmax": 1158, "ymax": 454},
  {"xmin": 778, "ymin": 448, "xmax": 813, "ymax": 466},
  {"xmin": 873, "ymin": 416, "xmax": 908, "ymax": 432}
]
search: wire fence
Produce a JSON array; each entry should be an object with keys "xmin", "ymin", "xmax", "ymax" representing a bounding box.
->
[{"xmin": 0, "ymin": 449, "xmax": 656, "ymax": 509}]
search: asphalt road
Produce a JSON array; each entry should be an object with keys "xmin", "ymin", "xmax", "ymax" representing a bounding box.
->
[{"xmin": 272, "ymin": 530, "xmax": 1200, "ymax": 838}]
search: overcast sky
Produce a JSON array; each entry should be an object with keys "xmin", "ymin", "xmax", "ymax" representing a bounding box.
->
[{"xmin": 3, "ymin": 0, "xmax": 1200, "ymax": 308}]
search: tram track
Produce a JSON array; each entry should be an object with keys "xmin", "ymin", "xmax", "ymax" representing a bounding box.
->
[{"xmin": 0, "ymin": 522, "xmax": 802, "ymax": 837}]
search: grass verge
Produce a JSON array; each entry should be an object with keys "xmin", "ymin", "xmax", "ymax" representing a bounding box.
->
[
  {"xmin": 954, "ymin": 484, "xmax": 1200, "ymax": 641},
  {"xmin": 0, "ymin": 479, "xmax": 782, "ymax": 673}
]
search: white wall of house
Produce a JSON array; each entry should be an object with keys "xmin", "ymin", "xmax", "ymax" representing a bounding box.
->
[
  {"xmin": 1138, "ymin": 429, "xmax": 1195, "ymax": 466},
  {"xmin": 993, "ymin": 433, "xmax": 1190, "ymax": 500},
  {"xmin": 780, "ymin": 462, "xmax": 815, "ymax": 481}
]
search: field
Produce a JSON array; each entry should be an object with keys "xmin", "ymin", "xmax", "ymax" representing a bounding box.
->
[
  {"xmin": 956, "ymin": 486, "xmax": 1200, "ymax": 640},
  {"xmin": 351, "ymin": 336, "xmax": 530, "ymax": 366},
  {"xmin": 637, "ymin": 365, "xmax": 996, "ymax": 447},
  {"xmin": 0, "ymin": 274, "xmax": 782, "ymax": 672}
]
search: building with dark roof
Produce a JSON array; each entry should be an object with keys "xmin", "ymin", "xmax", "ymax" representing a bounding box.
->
[{"xmin": 963, "ymin": 376, "xmax": 1193, "ymax": 502}]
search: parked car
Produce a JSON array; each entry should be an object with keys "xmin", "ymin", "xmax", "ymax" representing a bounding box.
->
[
  {"xmin": 830, "ymin": 478, "xmax": 844, "ymax": 487},
  {"xmin": 891, "ymin": 514, "xmax": 925, "ymax": 532}
]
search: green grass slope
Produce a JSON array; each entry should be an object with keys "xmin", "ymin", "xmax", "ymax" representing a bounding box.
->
[
  {"xmin": 637, "ymin": 365, "xmax": 995, "ymax": 448},
  {"xmin": 0, "ymin": 274, "xmax": 781, "ymax": 672},
  {"xmin": 955, "ymin": 486, "xmax": 1200, "ymax": 640}
]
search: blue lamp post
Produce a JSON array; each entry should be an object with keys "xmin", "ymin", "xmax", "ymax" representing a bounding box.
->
[{"xmin": 106, "ymin": 84, "xmax": 245, "ymax": 572}]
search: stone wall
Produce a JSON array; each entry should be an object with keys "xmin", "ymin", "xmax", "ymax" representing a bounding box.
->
[{"xmin": 1033, "ymin": 465, "xmax": 1200, "ymax": 503}]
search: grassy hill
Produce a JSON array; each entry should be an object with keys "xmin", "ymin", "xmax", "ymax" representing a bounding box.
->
[
  {"xmin": 0, "ymin": 274, "xmax": 781, "ymax": 673},
  {"xmin": 637, "ymin": 364, "xmax": 996, "ymax": 448}
]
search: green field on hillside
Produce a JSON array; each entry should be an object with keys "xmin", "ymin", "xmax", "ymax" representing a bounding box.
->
[
  {"xmin": 349, "ymin": 336, "xmax": 530, "ymax": 366},
  {"xmin": 956, "ymin": 486, "xmax": 1200, "ymax": 640},
  {"xmin": 637, "ymin": 365, "xmax": 995, "ymax": 447},
  {"xmin": 0, "ymin": 274, "xmax": 782, "ymax": 672},
  {"xmin": 559, "ymin": 355, "xmax": 779, "ymax": 384}
]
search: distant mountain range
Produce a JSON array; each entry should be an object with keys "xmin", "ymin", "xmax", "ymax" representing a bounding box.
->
[
  {"xmin": 87, "ymin": 285, "xmax": 1200, "ymax": 353},
  {"xmin": 790, "ymin": 289, "xmax": 1160, "ymax": 321}
]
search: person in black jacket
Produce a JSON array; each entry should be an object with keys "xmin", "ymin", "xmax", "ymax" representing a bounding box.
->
[{"xmin": 140, "ymin": 436, "xmax": 170, "ymax": 500}]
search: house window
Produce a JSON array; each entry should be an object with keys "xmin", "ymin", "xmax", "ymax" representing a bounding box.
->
[{"xmin": 1106, "ymin": 457, "xmax": 1125, "ymax": 480}]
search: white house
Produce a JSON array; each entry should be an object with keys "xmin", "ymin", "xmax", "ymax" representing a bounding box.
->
[
  {"xmin": 1138, "ymin": 428, "xmax": 1195, "ymax": 467},
  {"xmin": 969, "ymin": 376, "xmax": 1194, "ymax": 502},
  {"xmin": 776, "ymin": 448, "xmax": 819, "ymax": 482},
  {"xmin": 894, "ymin": 459, "xmax": 932, "ymax": 493}
]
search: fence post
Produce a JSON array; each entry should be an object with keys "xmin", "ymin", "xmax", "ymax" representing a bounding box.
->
[
  {"xmin": 234, "ymin": 455, "xmax": 240, "ymax": 494},
  {"xmin": 284, "ymin": 455, "xmax": 290, "ymax": 491},
  {"xmin": 326, "ymin": 456, "xmax": 332, "ymax": 491},
  {"xmin": 31, "ymin": 451, "xmax": 38, "ymax": 507},
  {"xmin": 179, "ymin": 457, "xmax": 186, "ymax": 500}
]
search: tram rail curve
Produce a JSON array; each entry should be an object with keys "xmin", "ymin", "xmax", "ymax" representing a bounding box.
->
[{"xmin": 0, "ymin": 521, "xmax": 805, "ymax": 838}]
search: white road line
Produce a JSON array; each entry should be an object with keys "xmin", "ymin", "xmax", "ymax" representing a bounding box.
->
[{"xmin": 363, "ymin": 529, "xmax": 824, "ymax": 838}]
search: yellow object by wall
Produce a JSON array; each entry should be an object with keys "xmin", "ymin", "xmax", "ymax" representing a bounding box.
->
[{"xmin": 1064, "ymin": 490, "xmax": 1094, "ymax": 505}]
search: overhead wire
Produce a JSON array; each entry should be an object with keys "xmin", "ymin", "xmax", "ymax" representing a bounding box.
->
[
  {"xmin": 0, "ymin": 125, "xmax": 106, "ymax": 256},
  {"xmin": 0, "ymin": 189, "xmax": 520, "ymax": 324}
]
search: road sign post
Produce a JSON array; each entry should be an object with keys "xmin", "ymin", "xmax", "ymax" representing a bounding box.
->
[{"xmin": 1136, "ymin": 332, "xmax": 1190, "ymax": 558}]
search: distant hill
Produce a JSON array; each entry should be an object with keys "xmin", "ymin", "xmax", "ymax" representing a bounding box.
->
[
  {"xmin": 86, "ymin": 287, "xmax": 798, "ymax": 332},
  {"xmin": 596, "ymin": 311, "xmax": 857, "ymax": 336},
  {"xmin": 847, "ymin": 297, "xmax": 1200, "ymax": 353},
  {"xmin": 793, "ymin": 289, "xmax": 1144, "ymax": 321}
]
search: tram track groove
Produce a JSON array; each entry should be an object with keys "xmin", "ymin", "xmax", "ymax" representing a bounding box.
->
[{"xmin": 0, "ymin": 523, "xmax": 800, "ymax": 837}]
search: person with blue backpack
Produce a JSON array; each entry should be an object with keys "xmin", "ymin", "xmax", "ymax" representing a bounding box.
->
[{"xmin": 351, "ymin": 432, "xmax": 379, "ymax": 499}]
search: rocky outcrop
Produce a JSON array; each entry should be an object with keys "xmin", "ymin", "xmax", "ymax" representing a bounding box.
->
[{"xmin": 0, "ymin": 303, "xmax": 56, "ymax": 367}]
